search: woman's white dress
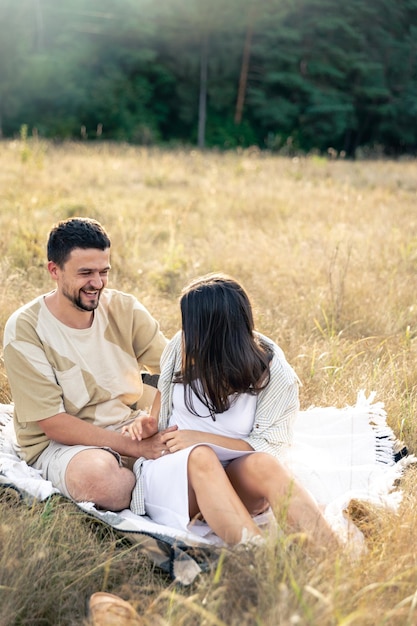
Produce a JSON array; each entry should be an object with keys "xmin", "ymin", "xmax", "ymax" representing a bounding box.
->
[{"xmin": 141, "ymin": 385, "xmax": 257, "ymax": 532}]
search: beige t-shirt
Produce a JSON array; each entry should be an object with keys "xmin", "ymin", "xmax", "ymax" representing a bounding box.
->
[{"xmin": 3, "ymin": 289, "xmax": 167, "ymax": 464}]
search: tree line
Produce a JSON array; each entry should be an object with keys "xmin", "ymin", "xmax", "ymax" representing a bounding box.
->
[{"xmin": 1, "ymin": 0, "xmax": 417, "ymax": 156}]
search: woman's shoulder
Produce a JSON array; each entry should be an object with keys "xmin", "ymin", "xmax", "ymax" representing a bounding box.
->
[
  {"xmin": 254, "ymin": 331, "xmax": 280, "ymax": 355},
  {"xmin": 255, "ymin": 332, "xmax": 300, "ymax": 385},
  {"xmin": 161, "ymin": 331, "xmax": 182, "ymax": 366},
  {"xmin": 167, "ymin": 331, "xmax": 182, "ymax": 349},
  {"xmin": 170, "ymin": 330, "xmax": 182, "ymax": 341}
]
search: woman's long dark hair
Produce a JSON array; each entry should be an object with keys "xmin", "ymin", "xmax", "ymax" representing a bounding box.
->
[{"xmin": 175, "ymin": 273, "xmax": 272, "ymax": 419}]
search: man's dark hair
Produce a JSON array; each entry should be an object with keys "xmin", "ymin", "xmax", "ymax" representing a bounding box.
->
[{"xmin": 47, "ymin": 217, "xmax": 111, "ymax": 267}]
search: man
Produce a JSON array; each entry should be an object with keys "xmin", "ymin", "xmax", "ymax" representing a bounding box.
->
[{"xmin": 3, "ymin": 217, "xmax": 173, "ymax": 511}]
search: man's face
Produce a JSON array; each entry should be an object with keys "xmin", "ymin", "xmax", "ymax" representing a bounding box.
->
[{"xmin": 52, "ymin": 247, "xmax": 111, "ymax": 312}]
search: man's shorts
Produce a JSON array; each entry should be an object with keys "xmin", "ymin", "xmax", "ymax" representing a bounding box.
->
[{"xmin": 33, "ymin": 442, "xmax": 122, "ymax": 499}]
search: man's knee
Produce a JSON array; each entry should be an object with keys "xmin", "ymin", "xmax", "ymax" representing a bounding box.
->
[
  {"xmin": 66, "ymin": 449, "xmax": 135, "ymax": 507},
  {"xmin": 67, "ymin": 448, "xmax": 118, "ymax": 481}
]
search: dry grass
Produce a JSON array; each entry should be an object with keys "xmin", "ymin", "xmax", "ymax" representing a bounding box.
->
[{"xmin": 1, "ymin": 139, "xmax": 417, "ymax": 624}]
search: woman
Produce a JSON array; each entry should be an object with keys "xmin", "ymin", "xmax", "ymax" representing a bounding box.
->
[{"xmin": 125, "ymin": 273, "xmax": 339, "ymax": 548}]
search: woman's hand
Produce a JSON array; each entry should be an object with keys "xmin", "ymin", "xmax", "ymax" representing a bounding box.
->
[
  {"xmin": 122, "ymin": 414, "xmax": 158, "ymax": 441},
  {"xmin": 160, "ymin": 429, "xmax": 208, "ymax": 452}
]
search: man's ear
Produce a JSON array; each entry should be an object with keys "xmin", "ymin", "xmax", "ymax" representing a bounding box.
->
[{"xmin": 47, "ymin": 260, "xmax": 59, "ymax": 280}]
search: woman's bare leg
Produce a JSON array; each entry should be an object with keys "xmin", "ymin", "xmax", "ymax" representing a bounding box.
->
[
  {"xmin": 187, "ymin": 446, "xmax": 262, "ymax": 545},
  {"xmin": 226, "ymin": 453, "xmax": 338, "ymax": 547}
]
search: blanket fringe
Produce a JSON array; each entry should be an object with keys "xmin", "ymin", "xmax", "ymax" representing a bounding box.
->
[{"xmin": 355, "ymin": 390, "xmax": 408, "ymax": 466}]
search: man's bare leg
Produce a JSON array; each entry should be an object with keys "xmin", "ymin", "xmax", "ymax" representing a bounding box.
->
[{"xmin": 66, "ymin": 448, "xmax": 135, "ymax": 510}]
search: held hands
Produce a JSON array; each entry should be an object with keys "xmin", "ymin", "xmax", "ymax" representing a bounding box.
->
[
  {"xmin": 134, "ymin": 426, "xmax": 178, "ymax": 460},
  {"xmin": 121, "ymin": 413, "xmax": 179, "ymax": 460},
  {"xmin": 122, "ymin": 415, "xmax": 207, "ymax": 458}
]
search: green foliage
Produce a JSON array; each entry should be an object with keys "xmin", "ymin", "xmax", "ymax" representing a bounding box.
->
[
  {"xmin": 247, "ymin": 0, "xmax": 417, "ymax": 154},
  {"xmin": 0, "ymin": 0, "xmax": 417, "ymax": 154}
]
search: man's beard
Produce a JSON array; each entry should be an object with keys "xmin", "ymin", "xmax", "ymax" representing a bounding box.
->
[{"xmin": 63, "ymin": 287, "xmax": 101, "ymax": 312}]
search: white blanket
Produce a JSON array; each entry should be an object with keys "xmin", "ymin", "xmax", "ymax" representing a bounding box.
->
[{"xmin": 1, "ymin": 393, "xmax": 414, "ymax": 582}]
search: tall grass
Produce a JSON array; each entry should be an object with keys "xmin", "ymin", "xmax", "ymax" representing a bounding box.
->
[{"xmin": 1, "ymin": 140, "xmax": 417, "ymax": 624}]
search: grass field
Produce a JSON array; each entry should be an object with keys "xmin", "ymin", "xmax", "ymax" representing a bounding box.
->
[{"xmin": 1, "ymin": 139, "xmax": 417, "ymax": 625}]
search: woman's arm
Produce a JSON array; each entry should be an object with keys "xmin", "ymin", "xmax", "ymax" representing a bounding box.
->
[
  {"xmin": 150, "ymin": 390, "xmax": 161, "ymax": 419},
  {"xmin": 237, "ymin": 334, "xmax": 300, "ymax": 458},
  {"xmin": 157, "ymin": 332, "xmax": 183, "ymax": 430},
  {"xmin": 160, "ymin": 429, "xmax": 254, "ymax": 452}
]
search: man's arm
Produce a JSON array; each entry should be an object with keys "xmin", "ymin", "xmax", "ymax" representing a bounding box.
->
[
  {"xmin": 130, "ymin": 300, "xmax": 168, "ymax": 374},
  {"xmin": 37, "ymin": 413, "xmax": 175, "ymax": 460}
]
